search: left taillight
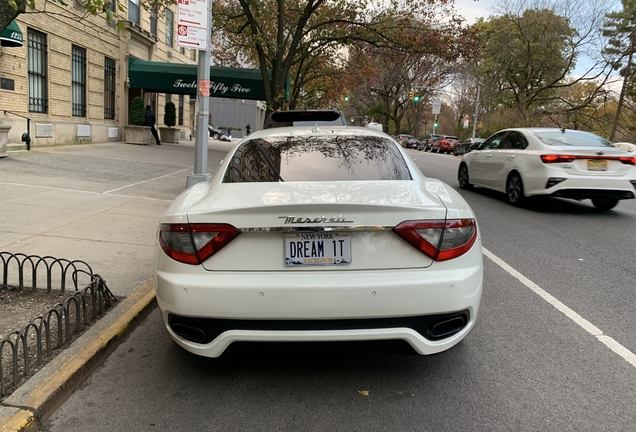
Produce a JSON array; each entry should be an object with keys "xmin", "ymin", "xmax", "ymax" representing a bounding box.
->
[
  {"xmin": 394, "ymin": 219, "xmax": 477, "ymax": 261},
  {"xmin": 158, "ymin": 223, "xmax": 240, "ymax": 265}
]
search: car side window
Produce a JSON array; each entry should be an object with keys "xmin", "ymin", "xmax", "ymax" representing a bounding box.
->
[
  {"xmin": 507, "ymin": 132, "xmax": 529, "ymax": 149},
  {"xmin": 481, "ymin": 132, "xmax": 507, "ymax": 150}
]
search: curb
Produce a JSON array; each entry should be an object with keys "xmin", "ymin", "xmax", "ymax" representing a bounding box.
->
[{"xmin": 0, "ymin": 278, "xmax": 157, "ymax": 431}]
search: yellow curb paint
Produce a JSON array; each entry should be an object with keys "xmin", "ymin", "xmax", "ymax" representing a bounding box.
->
[
  {"xmin": 0, "ymin": 409, "xmax": 37, "ymax": 432},
  {"xmin": 17, "ymin": 278, "xmax": 156, "ymax": 415}
]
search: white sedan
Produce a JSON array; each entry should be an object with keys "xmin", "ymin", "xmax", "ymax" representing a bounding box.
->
[
  {"xmin": 458, "ymin": 128, "xmax": 636, "ymax": 210},
  {"xmin": 155, "ymin": 126, "xmax": 483, "ymax": 357}
]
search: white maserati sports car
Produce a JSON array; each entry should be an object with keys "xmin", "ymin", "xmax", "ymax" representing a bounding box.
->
[{"xmin": 154, "ymin": 125, "xmax": 483, "ymax": 357}]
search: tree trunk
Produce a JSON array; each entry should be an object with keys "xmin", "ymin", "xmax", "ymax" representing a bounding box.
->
[
  {"xmin": 610, "ymin": 53, "xmax": 632, "ymax": 142},
  {"xmin": 0, "ymin": 0, "xmax": 25, "ymax": 32}
]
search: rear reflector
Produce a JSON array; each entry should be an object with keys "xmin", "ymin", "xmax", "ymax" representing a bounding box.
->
[
  {"xmin": 159, "ymin": 223, "xmax": 240, "ymax": 265},
  {"xmin": 393, "ymin": 219, "xmax": 477, "ymax": 261},
  {"xmin": 541, "ymin": 154, "xmax": 636, "ymax": 165}
]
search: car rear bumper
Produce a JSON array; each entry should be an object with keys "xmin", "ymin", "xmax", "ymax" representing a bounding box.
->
[
  {"xmin": 524, "ymin": 172, "xmax": 636, "ymax": 199},
  {"xmin": 154, "ymin": 241, "xmax": 483, "ymax": 357}
]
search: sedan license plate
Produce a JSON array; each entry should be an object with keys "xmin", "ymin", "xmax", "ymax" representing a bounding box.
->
[
  {"xmin": 285, "ymin": 232, "xmax": 351, "ymax": 266},
  {"xmin": 588, "ymin": 159, "xmax": 607, "ymax": 171}
]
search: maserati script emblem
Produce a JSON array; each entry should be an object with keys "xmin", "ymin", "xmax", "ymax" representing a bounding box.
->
[{"xmin": 279, "ymin": 215, "xmax": 354, "ymax": 224}]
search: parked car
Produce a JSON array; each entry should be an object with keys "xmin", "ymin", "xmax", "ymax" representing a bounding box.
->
[
  {"xmin": 431, "ymin": 135, "xmax": 459, "ymax": 153},
  {"xmin": 208, "ymin": 125, "xmax": 222, "ymax": 139},
  {"xmin": 418, "ymin": 134, "xmax": 440, "ymax": 151},
  {"xmin": 397, "ymin": 134, "xmax": 419, "ymax": 149},
  {"xmin": 614, "ymin": 142, "xmax": 636, "ymax": 153},
  {"xmin": 454, "ymin": 138, "xmax": 485, "ymax": 156},
  {"xmin": 457, "ymin": 128, "xmax": 636, "ymax": 209},
  {"xmin": 264, "ymin": 109, "xmax": 347, "ymax": 128},
  {"xmin": 155, "ymin": 125, "xmax": 483, "ymax": 358}
]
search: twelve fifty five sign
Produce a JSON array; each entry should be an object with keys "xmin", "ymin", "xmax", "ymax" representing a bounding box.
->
[{"xmin": 173, "ymin": 79, "xmax": 252, "ymax": 94}]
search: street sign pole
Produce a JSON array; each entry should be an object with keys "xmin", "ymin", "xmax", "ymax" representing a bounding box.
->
[{"xmin": 186, "ymin": 0, "xmax": 213, "ymax": 188}]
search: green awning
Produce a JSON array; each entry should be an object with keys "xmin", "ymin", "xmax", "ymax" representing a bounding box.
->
[
  {"xmin": 128, "ymin": 59, "xmax": 289, "ymax": 101},
  {"xmin": 0, "ymin": 20, "xmax": 23, "ymax": 47}
]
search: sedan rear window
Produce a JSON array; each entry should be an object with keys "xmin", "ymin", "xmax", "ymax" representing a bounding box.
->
[
  {"xmin": 223, "ymin": 136, "xmax": 412, "ymax": 183},
  {"xmin": 535, "ymin": 130, "xmax": 614, "ymax": 147}
]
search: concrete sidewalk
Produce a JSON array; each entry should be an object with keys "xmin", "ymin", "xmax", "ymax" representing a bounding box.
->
[{"xmin": 0, "ymin": 139, "xmax": 236, "ymax": 431}]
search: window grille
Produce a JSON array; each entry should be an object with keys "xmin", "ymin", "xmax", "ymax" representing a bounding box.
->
[
  {"xmin": 72, "ymin": 45, "xmax": 87, "ymax": 117},
  {"xmin": 104, "ymin": 57, "xmax": 116, "ymax": 120},
  {"xmin": 27, "ymin": 29, "xmax": 48, "ymax": 113},
  {"xmin": 128, "ymin": 0, "xmax": 140, "ymax": 25},
  {"xmin": 165, "ymin": 9, "xmax": 174, "ymax": 47}
]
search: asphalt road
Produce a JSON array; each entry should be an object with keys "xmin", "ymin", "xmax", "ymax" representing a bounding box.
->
[{"xmin": 46, "ymin": 148, "xmax": 636, "ymax": 432}]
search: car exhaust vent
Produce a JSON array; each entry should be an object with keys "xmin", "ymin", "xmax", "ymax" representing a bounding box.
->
[
  {"xmin": 428, "ymin": 316, "xmax": 467, "ymax": 340},
  {"xmin": 171, "ymin": 322, "xmax": 208, "ymax": 343},
  {"xmin": 546, "ymin": 178, "xmax": 566, "ymax": 189}
]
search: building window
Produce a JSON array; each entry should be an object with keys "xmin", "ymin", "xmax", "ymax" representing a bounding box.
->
[
  {"xmin": 180, "ymin": 47, "xmax": 185, "ymax": 55},
  {"xmin": 104, "ymin": 57, "xmax": 116, "ymax": 120},
  {"xmin": 27, "ymin": 29, "xmax": 48, "ymax": 113},
  {"xmin": 178, "ymin": 94, "xmax": 184, "ymax": 125},
  {"xmin": 71, "ymin": 45, "xmax": 87, "ymax": 117},
  {"xmin": 128, "ymin": 0, "xmax": 140, "ymax": 25},
  {"xmin": 190, "ymin": 49, "xmax": 196, "ymax": 61},
  {"xmin": 165, "ymin": 9, "xmax": 173, "ymax": 47},
  {"xmin": 166, "ymin": 94, "xmax": 171, "ymax": 104},
  {"xmin": 150, "ymin": 11, "xmax": 157, "ymax": 36}
]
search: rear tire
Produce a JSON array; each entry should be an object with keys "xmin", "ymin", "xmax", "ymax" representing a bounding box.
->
[
  {"xmin": 458, "ymin": 164, "xmax": 473, "ymax": 190},
  {"xmin": 591, "ymin": 198, "xmax": 619, "ymax": 211},
  {"xmin": 506, "ymin": 173, "xmax": 525, "ymax": 206},
  {"xmin": 212, "ymin": 133, "xmax": 220, "ymax": 140}
]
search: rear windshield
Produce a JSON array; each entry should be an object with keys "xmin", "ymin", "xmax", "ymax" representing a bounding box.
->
[
  {"xmin": 535, "ymin": 130, "xmax": 614, "ymax": 147},
  {"xmin": 223, "ymin": 136, "xmax": 412, "ymax": 183}
]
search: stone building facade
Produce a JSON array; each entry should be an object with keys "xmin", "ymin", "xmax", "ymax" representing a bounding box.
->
[{"xmin": 0, "ymin": 1, "xmax": 198, "ymax": 147}]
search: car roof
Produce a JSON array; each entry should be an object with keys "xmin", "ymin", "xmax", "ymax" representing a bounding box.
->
[{"xmin": 244, "ymin": 125, "xmax": 392, "ymax": 141}]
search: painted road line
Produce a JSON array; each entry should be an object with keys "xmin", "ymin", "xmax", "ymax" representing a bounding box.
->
[
  {"xmin": 0, "ymin": 182, "xmax": 173, "ymax": 202},
  {"xmin": 483, "ymin": 247, "xmax": 636, "ymax": 369},
  {"xmin": 103, "ymin": 168, "xmax": 190, "ymax": 194}
]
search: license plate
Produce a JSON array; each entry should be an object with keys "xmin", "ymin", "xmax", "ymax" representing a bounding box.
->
[
  {"xmin": 284, "ymin": 232, "xmax": 351, "ymax": 266},
  {"xmin": 588, "ymin": 160, "xmax": 607, "ymax": 171}
]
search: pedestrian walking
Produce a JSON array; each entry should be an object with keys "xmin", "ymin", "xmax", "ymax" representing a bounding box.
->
[
  {"xmin": 245, "ymin": 124, "xmax": 251, "ymax": 136},
  {"xmin": 145, "ymin": 105, "xmax": 161, "ymax": 145}
]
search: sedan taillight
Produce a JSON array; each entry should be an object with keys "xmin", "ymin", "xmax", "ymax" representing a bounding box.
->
[
  {"xmin": 159, "ymin": 223, "xmax": 240, "ymax": 265},
  {"xmin": 393, "ymin": 219, "xmax": 477, "ymax": 261},
  {"xmin": 541, "ymin": 154, "xmax": 636, "ymax": 165}
]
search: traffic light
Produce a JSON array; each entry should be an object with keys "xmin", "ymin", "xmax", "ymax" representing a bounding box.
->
[
  {"xmin": 434, "ymin": 121, "xmax": 439, "ymax": 128},
  {"xmin": 477, "ymin": 122, "xmax": 483, "ymax": 129},
  {"xmin": 409, "ymin": 90, "xmax": 414, "ymax": 100},
  {"xmin": 413, "ymin": 92, "xmax": 420, "ymax": 102},
  {"xmin": 344, "ymin": 95, "xmax": 350, "ymax": 102},
  {"xmin": 350, "ymin": 117, "xmax": 355, "ymax": 123}
]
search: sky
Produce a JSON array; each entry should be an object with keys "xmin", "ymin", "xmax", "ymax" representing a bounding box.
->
[{"xmin": 453, "ymin": 0, "xmax": 498, "ymax": 24}]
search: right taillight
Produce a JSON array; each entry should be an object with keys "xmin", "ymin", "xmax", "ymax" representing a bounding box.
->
[
  {"xmin": 393, "ymin": 219, "xmax": 477, "ymax": 261},
  {"xmin": 159, "ymin": 223, "xmax": 240, "ymax": 265}
]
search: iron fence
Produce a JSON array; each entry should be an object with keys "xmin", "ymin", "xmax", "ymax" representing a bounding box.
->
[{"xmin": 0, "ymin": 252, "xmax": 117, "ymax": 398}]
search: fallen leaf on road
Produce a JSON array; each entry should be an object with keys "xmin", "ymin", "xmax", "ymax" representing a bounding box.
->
[{"xmin": 357, "ymin": 390, "xmax": 370, "ymax": 396}]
